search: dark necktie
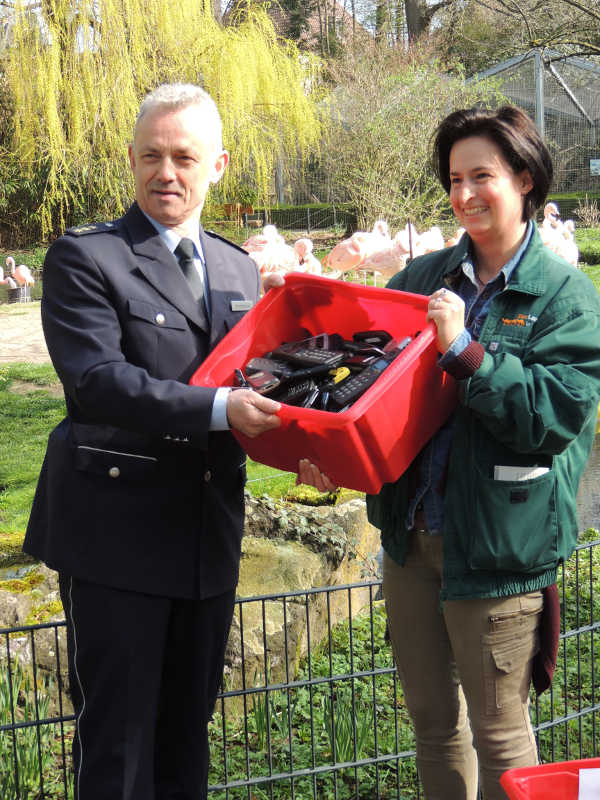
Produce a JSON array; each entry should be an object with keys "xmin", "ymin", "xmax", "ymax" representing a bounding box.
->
[{"xmin": 175, "ymin": 238, "xmax": 203, "ymax": 302}]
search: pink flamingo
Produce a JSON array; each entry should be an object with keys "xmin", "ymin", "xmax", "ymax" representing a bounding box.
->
[
  {"xmin": 4, "ymin": 255, "xmax": 35, "ymax": 289},
  {"xmin": 14, "ymin": 265, "xmax": 34, "ymax": 286},
  {"xmin": 242, "ymin": 225, "xmax": 285, "ymax": 253},
  {"xmin": 323, "ymin": 220, "xmax": 392, "ymax": 272},
  {"xmin": 0, "ymin": 261, "xmax": 17, "ymax": 288},
  {"xmin": 293, "ymin": 238, "xmax": 322, "ymax": 275}
]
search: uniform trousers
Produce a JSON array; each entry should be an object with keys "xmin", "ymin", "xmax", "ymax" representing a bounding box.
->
[
  {"xmin": 382, "ymin": 534, "xmax": 542, "ymax": 800},
  {"xmin": 59, "ymin": 574, "xmax": 235, "ymax": 800}
]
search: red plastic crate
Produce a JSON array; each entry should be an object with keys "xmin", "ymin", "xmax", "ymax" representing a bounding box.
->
[
  {"xmin": 501, "ymin": 758, "xmax": 600, "ymax": 799},
  {"xmin": 190, "ymin": 272, "xmax": 457, "ymax": 493}
]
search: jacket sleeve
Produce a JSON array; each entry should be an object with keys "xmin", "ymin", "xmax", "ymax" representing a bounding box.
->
[
  {"xmin": 462, "ymin": 271, "xmax": 600, "ymax": 456},
  {"xmin": 41, "ymin": 235, "xmax": 217, "ymax": 445}
]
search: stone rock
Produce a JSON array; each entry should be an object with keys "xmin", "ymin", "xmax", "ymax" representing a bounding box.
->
[
  {"xmin": 224, "ymin": 498, "xmax": 381, "ymax": 710},
  {"xmin": 0, "ymin": 564, "xmax": 70, "ymax": 716}
]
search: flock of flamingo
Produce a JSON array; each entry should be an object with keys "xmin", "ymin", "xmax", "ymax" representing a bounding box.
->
[
  {"xmin": 243, "ymin": 202, "xmax": 579, "ymax": 282},
  {"xmin": 0, "ymin": 203, "xmax": 580, "ymax": 299}
]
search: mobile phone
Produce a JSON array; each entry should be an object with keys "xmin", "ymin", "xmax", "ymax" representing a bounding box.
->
[
  {"xmin": 316, "ymin": 367, "xmax": 351, "ymax": 411},
  {"xmin": 301, "ymin": 386, "xmax": 321, "ymax": 408},
  {"xmin": 382, "ymin": 335, "xmax": 413, "ymax": 357},
  {"xmin": 328, "ymin": 337, "xmax": 412, "ymax": 409},
  {"xmin": 272, "ymin": 332, "xmax": 346, "ymax": 361},
  {"xmin": 343, "ymin": 353, "xmax": 378, "ymax": 370},
  {"xmin": 271, "ymin": 345, "xmax": 347, "ymax": 369},
  {"xmin": 246, "ymin": 370, "xmax": 281, "ymax": 395},
  {"xmin": 274, "ymin": 378, "xmax": 318, "ymax": 406},
  {"xmin": 352, "ymin": 330, "xmax": 393, "ymax": 347},
  {"xmin": 245, "ymin": 356, "xmax": 294, "ymax": 378},
  {"xmin": 234, "ymin": 368, "xmax": 250, "ymax": 388}
]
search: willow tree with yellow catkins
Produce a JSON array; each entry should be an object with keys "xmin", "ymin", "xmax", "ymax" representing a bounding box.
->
[{"xmin": 4, "ymin": 0, "xmax": 323, "ymax": 241}]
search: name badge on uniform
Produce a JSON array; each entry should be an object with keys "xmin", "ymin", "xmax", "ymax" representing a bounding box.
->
[{"xmin": 230, "ymin": 300, "xmax": 253, "ymax": 311}]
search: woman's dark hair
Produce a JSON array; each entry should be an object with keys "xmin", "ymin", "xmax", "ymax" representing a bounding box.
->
[{"xmin": 432, "ymin": 106, "xmax": 553, "ymax": 221}]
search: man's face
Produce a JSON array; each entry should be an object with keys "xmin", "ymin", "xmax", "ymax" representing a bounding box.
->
[{"xmin": 129, "ymin": 104, "xmax": 228, "ymax": 230}]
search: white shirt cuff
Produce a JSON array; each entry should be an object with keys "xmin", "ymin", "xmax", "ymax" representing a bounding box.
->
[{"xmin": 210, "ymin": 387, "xmax": 232, "ymax": 431}]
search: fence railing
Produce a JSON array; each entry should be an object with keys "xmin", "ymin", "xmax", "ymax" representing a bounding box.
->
[{"xmin": 2, "ymin": 535, "xmax": 600, "ymax": 799}]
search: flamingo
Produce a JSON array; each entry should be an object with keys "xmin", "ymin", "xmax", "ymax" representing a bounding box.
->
[
  {"xmin": 242, "ymin": 225, "xmax": 285, "ymax": 253},
  {"xmin": 539, "ymin": 204, "xmax": 579, "ymax": 267},
  {"xmin": 323, "ymin": 220, "xmax": 392, "ymax": 272},
  {"xmin": 14, "ymin": 264, "xmax": 34, "ymax": 286},
  {"xmin": 293, "ymin": 238, "xmax": 321, "ymax": 275},
  {"xmin": 1, "ymin": 258, "xmax": 18, "ymax": 288}
]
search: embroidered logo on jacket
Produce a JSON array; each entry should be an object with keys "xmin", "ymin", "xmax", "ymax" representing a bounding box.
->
[{"xmin": 501, "ymin": 313, "xmax": 538, "ymax": 327}]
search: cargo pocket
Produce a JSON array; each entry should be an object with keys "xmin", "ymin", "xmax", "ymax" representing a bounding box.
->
[
  {"xmin": 483, "ymin": 632, "xmax": 539, "ymax": 716},
  {"xmin": 469, "ymin": 468, "xmax": 558, "ymax": 573}
]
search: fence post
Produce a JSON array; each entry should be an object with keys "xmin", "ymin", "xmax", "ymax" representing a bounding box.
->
[
  {"xmin": 333, "ymin": 205, "xmax": 337, "ymax": 228},
  {"xmin": 306, "ymin": 207, "xmax": 311, "ymax": 234},
  {"xmin": 242, "ymin": 213, "xmax": 248, "ymax": 238}
]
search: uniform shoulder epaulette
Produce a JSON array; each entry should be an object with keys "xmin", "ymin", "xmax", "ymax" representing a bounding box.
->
[
  {"xmin": 204, "ymin": 229, "xmax": 249, "ymax": 256},
  {"xmin": 67, "ymin": 221, "xmax": 119, "ymax": 237}
]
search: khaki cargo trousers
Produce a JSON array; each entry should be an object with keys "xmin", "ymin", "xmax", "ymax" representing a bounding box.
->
[{"xmin": 383, "ymin": 535, "xmax": 542, "ymax": 800}]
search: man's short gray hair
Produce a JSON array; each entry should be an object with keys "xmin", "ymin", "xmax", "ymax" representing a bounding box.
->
[{"xmin": 134, "ymin": 83, "xmax": 223, "ymax": 149}]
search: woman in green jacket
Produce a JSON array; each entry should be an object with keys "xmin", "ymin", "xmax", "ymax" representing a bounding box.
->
[{"xmin": 300, "ymin": 106, "xmax": 600, "ymax": 799}]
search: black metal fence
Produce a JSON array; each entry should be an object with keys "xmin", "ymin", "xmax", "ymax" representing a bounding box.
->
[{"xmin": 2, "ymin": 535, "xmax": 600, "ymax": 799}]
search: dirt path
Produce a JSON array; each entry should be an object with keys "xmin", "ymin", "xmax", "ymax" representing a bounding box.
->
[{"xmin": 0, "ymin": 302, "xmax": 50, "ymax": 364}]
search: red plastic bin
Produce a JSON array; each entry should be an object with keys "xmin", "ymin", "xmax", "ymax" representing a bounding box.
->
[
  {"xmin": 501, "ymin": 758, "xmax": 600, "ymax": 799},
  {"xmin": 190, "ymin": 272, "xmax": 458, "ymax": 493}
]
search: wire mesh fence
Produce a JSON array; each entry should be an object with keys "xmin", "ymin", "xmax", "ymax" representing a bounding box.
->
[
  {"xmin": 473, "ymin": 51, "xmax": 600, "ymax": 196},
  {"xmin": 1, "ymin": 535, "xmax": 599, "ymax": 799},
  {"xmin": 244, "ymin": 206, "xmax": 357, "ymax": 237}
]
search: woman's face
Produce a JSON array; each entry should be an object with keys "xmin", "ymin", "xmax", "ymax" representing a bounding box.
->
[{"xmin": 448, "ymin": 136, "xmax": 533, "ymax": 247}]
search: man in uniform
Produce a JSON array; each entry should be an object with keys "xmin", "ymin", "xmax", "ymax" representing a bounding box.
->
[{"xmin": 24, "ymin": 83, "xmax": 282, "ymax": 800}]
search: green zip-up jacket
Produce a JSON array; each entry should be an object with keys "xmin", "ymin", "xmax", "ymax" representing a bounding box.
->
[{"xmin": 367, "ymin": 227, "xmax": 600, "ymax": 601}]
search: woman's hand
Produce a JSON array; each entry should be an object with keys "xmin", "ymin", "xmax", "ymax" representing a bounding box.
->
[
  {"xmin": 262, "ymin": 272, "xmax": 286, "ymax": 293},
  {"xmin": 296, "ymin": 459, "xmax": 339, "ymax": 493},
  {"xmin": 427, "ymin": 288, "xmax": 466, "ymax": 353}
]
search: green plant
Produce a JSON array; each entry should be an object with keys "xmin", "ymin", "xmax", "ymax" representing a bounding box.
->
[
  {"xmin": 0, "ymin": 661, "xmax": 55, "ymax": 799},
  {"xmin": 319, "ymin": 686, "xmax": 371, "ymax": 763},
  {"xmin": 234, "ymin": 184, "xmax": 258, "ymax": 208},
  {"xmin": 250, "ymin": 674, "xmax": 299, "ymax": 751},
  {"xmin": 575, "ymin": 196, "xmax": 600, "ymax": 229}
]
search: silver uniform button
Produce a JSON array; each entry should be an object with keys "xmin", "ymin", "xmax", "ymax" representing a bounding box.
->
[
  {"xmin": 204, "ymin": 470, "xmax": 212, "ymax": 482},
  {"xmin": 108, "ymin": 466, "xmax": 120, "ymax": 478},
  {"xmin": 155, "ymin": 313, "xmax": 166, "ymax": 325}
]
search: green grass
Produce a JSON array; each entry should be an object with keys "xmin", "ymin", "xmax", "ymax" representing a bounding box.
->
[
  {"xmin": 0, "ymin": 364, "xmax": 337, "ymax": 560},
  {"xmin": 576, "ymin": 228, "xmax": 600, "ymax": 269},
  {"xmin": 0, "ymin": 365, "xmax": 65, "ymax": 540}
]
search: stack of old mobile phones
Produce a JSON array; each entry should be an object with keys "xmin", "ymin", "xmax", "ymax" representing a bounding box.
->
[{"xmin": 235, "ymin": 329, "xmax": 416, "ymax": 412}]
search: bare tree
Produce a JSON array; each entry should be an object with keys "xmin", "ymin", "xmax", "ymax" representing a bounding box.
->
[
  {"xmin": 478, "ymin": 0, "xmax": 600, "ymax": 59},
  {"xmin": 321, "ymin": 41, "xmax": 499, "ymax": 230},
  {"xmin": 423, "ymin": 0, "xmax": 600, "ymax": 62}
]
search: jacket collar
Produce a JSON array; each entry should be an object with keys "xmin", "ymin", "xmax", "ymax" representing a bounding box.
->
[
  {"xmin": 443, "ymin": 225, "xmax": 548, "ymax": 298},
  {"xmin": 120, "ymin": 203, "xmax": 209, "ymax": 332}
]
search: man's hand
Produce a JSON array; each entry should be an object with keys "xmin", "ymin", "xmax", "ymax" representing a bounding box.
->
[
  {"xmin": 262, "ymin": 272, "xmax": 286, "ymax": 293},
  {"xmin": 226, "ymin": 389, "xmax": 281, "ymax": 437},
  {"xmin": 296, "ymin": 458, "xmax": 339, "ymax": 492}
]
